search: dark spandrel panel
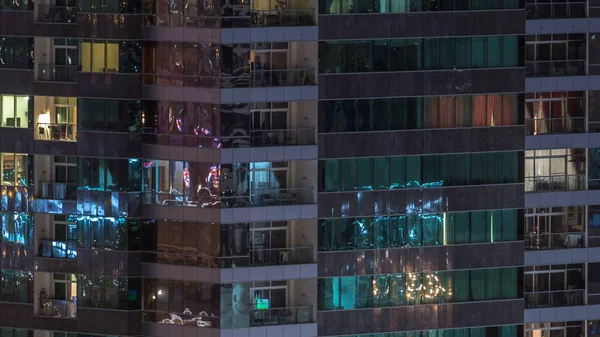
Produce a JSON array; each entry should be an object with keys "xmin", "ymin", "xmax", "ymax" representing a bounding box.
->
[
  {"xmin": 76, "ymin": 13, "xmax": 143, "ymax": 39},
  {"xmin": 318, "ymin": 242, "xmax": 523, "ymax": 277},
  {"xmin": 319, "ymin": 69, "xmax": 525, "ymax": 99},
  {"xmin": 319, "ymin": 127, "xmax": 524, "ymax": 158},
  {"xmin": 0, "ymin": 11, "xmax": 35, "ymax": 36},
  {"xmin": 0, "ymin": 128, "xmax": 34, "ymax": 153},
  {"xmin": 77, "ymin": 73, "xmax": 142, "ymax": 99},
  {"xmin": 77, "ymin": 132, "xmax": 142, "ymax": 158},
  {"xmin": 32, "ymin": 81, "xmax": 77, "ymax": 97},
  {"xmin": 319, "ymin": 11, "xmax": 523, "ymax": 39},
  {"xmin": 318, "ymin": 184, "xmax": 524, "ymax": 218},
  {"xmin": 317, "ymin": 300, "xmax": 524, "ymax": 335},
  {"xmin": 0, "ymin": 69, "xmax": 34, "ymax": 95}
]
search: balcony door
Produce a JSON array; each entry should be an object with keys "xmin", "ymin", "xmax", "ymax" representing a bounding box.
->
[{"xmin": 250, "ymin": 222, "xmax": 287, "ymax": 264}]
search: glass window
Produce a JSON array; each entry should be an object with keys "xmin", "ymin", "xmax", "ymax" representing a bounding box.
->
[{"xmin": 0, "ymin": 37, "xmax": 33, "ymax": 69}]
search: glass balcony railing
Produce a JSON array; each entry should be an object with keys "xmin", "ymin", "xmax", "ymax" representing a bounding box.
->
[
  {"xmin": 222, "ymin": 128, "xmax": 315, "ymax": 148},
  {"xmin": 39, "ymin": 182, "xmax": 77, "ymax": 200},
  {"xmin": 38, "ymin": 239, "xmax": 77, "ymax": 259},
  {"xmin": 143, "ymin": 69, "xmax": 315, "ymax": 88},
  {"xmin": 36, "ymin": 123, "xmax": 77, "ymax": 141},
  {"xmin": 526, "ymin": 60, "xmax": 586, "ymax": 77},
  {"xmin": 142, "ymin": 246, "xmax": 314, "ymax": 268},
  {"xmin": 223, "ymin": 69, "xmax": 314, "ymax": 88},
  {"xmin": 141, "ymin": 128, "xmax": 315, "ymax": 148},
  {"xmin": 36, "ymin": 5, "xmax": 77, "ymax": 23},
  {"xmin": 248, "ymin": 306, "xmax": 312, "ymax": 326},
  {"xmin": 38, "ymin": 298, "xmax": 77, "ymax": 318},
  {"xmin": 525, "ymin": 117, "xmax": 586, "ymax": 135},
  {"xmin": 142, "ymin": 187, "xmax": 314, "ymax": 208},
  {"xmin": 143, "ymin": 9, "xmax": 315, "ymax": 28},
  {"xmin": 525, "ymin": 175, "xmax": 585, "ymax": 193},
  {"xmin": 525, "ymin": 290, "xmax": 584, "ymax": 308},
  {"xmin": 143, "ymin": 305, "xmax": 312, "ymax": 328},
  {"xmin": 37, "ymin": 64, "xmax": 77, "ymax": 82},
  {"xmin": 525, "ymin": 232, "xmax": 584, "ymax": 250}
]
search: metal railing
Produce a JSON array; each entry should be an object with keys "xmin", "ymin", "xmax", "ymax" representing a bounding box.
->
[
  {"xmin": 526, "ymin": 3, "xmax": 586, "ymax": 19},
  {"xmin": 36, "ymin": 123, "xmax": 77, "ymax": 141},
  {"xmin": 222, "ymin": 246, "xmax": 314, "ymax": 267},
  {"xmin": 39, "ymin": 182, "xmax": 77, "ymax": 200},
  {"xmin": 222, "ymin": 128, "xmax": 315, "ymax": 148},
  {"xmin": 38, "ymin": 239, "xmax": 77, "ymax": 259},
  {"xmin": 143, "ymin": 9, "xmax": 315, "ymax": 28},
  {"xmin": 526, "ymin": 60, "xmax": 586, "ymax": 77},
  {"xmin": 142, "ymin": 246, "xmax": 314, "ymax": 268},
  {"xmin": 222, "ymin": 69, "xmax": 314, "ymax": 88},
  {"xmin": 38, "ymin": 298, "xmax": 77, "ymax": 318},
  {"xmin": 525, "ymin": 175, "xmax": 585, "ymax": 193},
  {"xmin": 143, "ymin": 69, "xmax": 314, "ymax": 88},
  {"xmin": 36, "ymin": 5, "xmax": 77, "ymax": 23},
  {"xmin": 525, "ymin": 232, "xmax": 584, "ymax": 250},
  {"xmin": 525, "ymin": 289, "xmax": 584, "ymax": 308},
  {"xmin": 37, "ymin": 64, "xmax": 77, "ymax": 82},
  {"xmin": 525, "ymin": 117, "xmax": 586, "ymax": 135},
  {"xmin": 144, "ymin": 310, "xmax": 219, "ymax": 327},
  {"xmin": 249, "ymin": 305, "xmax": 312, "ymax": 326},
  {"xmin": 142, "ymin": 187, "xmax": 314, "ymax": 208}
]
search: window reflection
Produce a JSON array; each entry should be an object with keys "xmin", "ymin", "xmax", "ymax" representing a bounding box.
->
[
  {"xmin": 79, "ymin": 99, "xmax": 141, "ymax": 132},
  {"xmin": 320, "ymin": 94, "xmax": 521, "ymax": 132},
  {"xmin": 320, "ymin": 152, "xmax": 520, "ymax": 192},
  {"xmin": 0, "ymin": 153, "xmax": 30, "ymax": 186},
  {"xmin": 77, "ymin": 275, "xmax": 140, "ymax": 310},
  {"xmin": 320, "ymin": 36, "xmax": 520, "ymax": 74},
  {"xmin": 0, "ymin": 212, "xmax": 33, "ymax": 245},
  {"xmin": 0, "ymin": 270, "xmax": 33, "ymax": 303},
  {"xmin": 0, "ymin": 37, "xmax": 34, "ymax": 69},
  {"xmin": 318, "ymin": 268, "xmax": 519, "ymax": 310},
  {"xmin": 319, "ymin": 210, "xmax": 520, "ymax": 251},
  {"xmin": 525, "ymin": 34, "xmax": 586, "ymax": 77},
  {"xmin": 524, "ymin": 264, "xmax": 584, "ymax": 308}
]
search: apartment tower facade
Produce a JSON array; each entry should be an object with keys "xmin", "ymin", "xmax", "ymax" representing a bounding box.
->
[{"xmin": 0, "ymin": 0, "xmax": 598, "ymax": 337}]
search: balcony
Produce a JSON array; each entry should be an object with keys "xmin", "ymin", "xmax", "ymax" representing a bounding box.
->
[
  {"xmin": 143, "ymin": 9, "xmax": 315, "ymax": 28},
  {"xmin": 248, "ymin": 306, "xmax": 312, "ymax": 326},
  {"xmin": 38, "ymin": 240, "xmax": 77, "ymax": 259},
  {"xmin": 37, "ymin": 64, "xmax": 77, "ymax": 82},
  {"xmin": 526, "ymin": 60, "xmax": 585, "ymax": 77},
  {"xmin": 525, "ymin": 175, "xmax": 585, "ymax": 193},
  {"xmin": 143, "ymin": 187, "xmax": 313, "ymax": 209},
  {"xmin": 526, "ymin": 117, "xmax": 586, "ymax": 135},
  {"xmin": 525, "ymin": 290, "xmax": 584, "ymax": 308},
  {"xmin": 36, "ymin": 5, "xmax": 77, "ymax": 23},
  {"xmin": 222, "ymin": 69, "xmax": 315, "ymax": 88},
  {"xmin": 525, "ymin": 232, "xmax": 584, "ymax": 250},
  {"xmin": 39, "ymin": 182, "xmax": 77, "ymax": 200},
  {"xmin": 144, "ymin": 305, "xmax": 312, "ymax": 328},
  {"xmin": 38, "ymin": 298, "xmax": 77, "ymax": 318},
  {"xmin": 35, "ymin": 123, "xmax": 76, "ymax": 141}
]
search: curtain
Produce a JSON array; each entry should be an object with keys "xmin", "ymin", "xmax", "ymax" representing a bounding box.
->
[
  {"xmin": 454, "ymin": 95, "xmax": 472, "ymax": 127},
  {"xmin": 452, "ymin": 270, "xmax": 470, "ymax": 301},
  {"xmin": 470, "ymin": 211, "xmax": 487, "ymax": 243},
  {"xmin": 501, "ymin": 268, "xmax": 518, "ymax": 298},
  {"xmin": 472, "ymin": 95, "xmax": 487, "ymax": 126},
  {"xmin": 485, "ymin": 269, "xmax": 502, "ymax": 299},
  {"xmin": 424, "ymin": 97, "xmax": 439, "ymax": 128},
  {"xmin": 501, "ymin": 209, "xmax": 518, "ymax": 241},
  {"xmin": 453, "ymin": 212, "xmax": 469, "ymax": 244},
  {"xmin": 470, "ymin": 270, "xmax": 486, "ymax": 301}
]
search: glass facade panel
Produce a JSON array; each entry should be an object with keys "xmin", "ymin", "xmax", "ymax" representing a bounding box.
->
[
  {"xmin": 318, "ymin": 267, "xmax": 520, "ymax": 310},
  {"xmin": 320, "ymin": 152, "xmax": 521, "ymax": 192},
  {"xmin": 319, "ymin": 210, "xmax": 521, "ymax": 251},
  {"xmin": 320, "ymin": 36, "xmax": 522, "ymax": 74},
  {"xmin": 319, "ymin": 94, "xmax": 522, "ymax": 133},
  {"xmin": 0, "ymin": 37, "xmax": 34, "ymax": 69}
]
